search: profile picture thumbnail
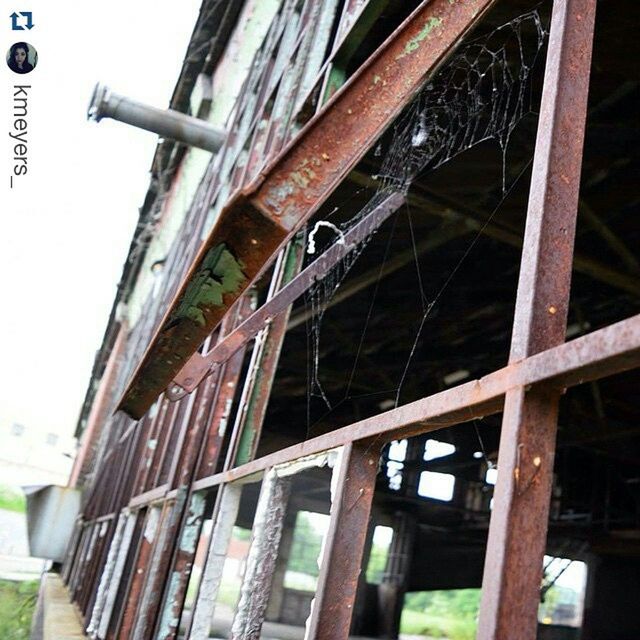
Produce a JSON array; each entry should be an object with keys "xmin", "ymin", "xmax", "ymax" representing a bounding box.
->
[{"xmin": 7, "ymin": 42, "xmax": 38, "ymax": 75}]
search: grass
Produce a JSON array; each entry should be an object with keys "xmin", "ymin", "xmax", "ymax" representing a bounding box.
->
[
  {"xmin": 0, "ymin": 580, "xmax": 39, "ymax": 639},
  {"xmin": 0, "ymin": 486, "xmax": 26, "ymax": 513},
  {"xmin": 400, "ymin": 609, "xmax": 477, "ymax": 640}
]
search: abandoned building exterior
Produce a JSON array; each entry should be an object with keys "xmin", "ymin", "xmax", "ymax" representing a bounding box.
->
[{"xmin": 54, "ymin": 0, "xmax": 639, "ymax": 638}]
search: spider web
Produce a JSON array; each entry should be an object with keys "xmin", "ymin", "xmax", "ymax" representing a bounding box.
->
[{"xmin": 303, "ymin": 10, "xmax": 547, "ymax": 422}]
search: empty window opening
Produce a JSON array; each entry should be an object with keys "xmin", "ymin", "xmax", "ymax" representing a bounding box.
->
[
  {"xmin": 539, "ymin": 556, "xmax": 588, "ymax": 628},
  {"xmin": 387, "ymin": 439, "xmax": 407, "ymax": 491},
  {"xmin": 366, "ymin": 525, "xmax": 394, "ymax": 585},
  {"xmin": 423, "ymin": 439, "xmax": 455, "ymax": 461},
  {"xmin": 284, "ymin": 511, "xmax": 331, "ymax": 592},
  {"xmin": 401, "ymin": 589, "xmax": 481, "ymax": 639},
  {"xmin": 485, "ymin": 467, "xmax": 498, "ymax": 486},
  {"xmin": 418, "ymin": 471, "xmax": 455, "ymax": 502}
]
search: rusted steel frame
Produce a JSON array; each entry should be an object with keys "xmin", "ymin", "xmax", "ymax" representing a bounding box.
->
[
  {"xmin": 68, "ymin": 524, "xmax": 92, "ymax": 596},
  {"xmin": 194, "ymin": 345, "xmax": 246, "ymax": 479},
  {"xmin": 86, "ymin": 528, "xmax": 122, "ymax": 623},
  {"xmin": 79, "ymin": 522, "xmax": 109, "ymax": 615},
  {"xmin": 191, "ymin": 312, "xmax": 640, "ymax": 491},
  {"xmin": 106, "ymin": 508, "xmax": 146, "ymax": 640},
  {"xmin": 71, "ymin": 322, "xmax": 128, "ymax": 488},
  {"xmin": 82, "ymin": 521, "xmax": 118, "ymax": 623},
  {"xmin": 333, "ymin": 0, "xmax": 373, "ymax": 49},
  {"xmin": 84, "ymin": 420, "xmax": 130, "ymax": 518},
  {"xmin": 307, "ymin": 441, "xmax": 380, "ymax": 639},
  {"xmin": 227, "ymin": 9, "xmax": 353, "ymax": 471},
  {"xmin": 221, "ymin": 247, "xmax": 291, "ymax": 467},
  {"xmin": 82, "ymin": 455, "xmax": 109, "ymax": 519},
  {"xmin": 129, "ymin": 484, "xmax": 170, "ymax": 508},
  {"xmin": 150, "ymin": 402, "xmax": 180, "ymax": 488},
  {"xmin": 107, "ymin": 446, "xmax": 127, "ymax": 512},
  {"xmin": 228, "ymin": 241, "xmax": 306, "ymax": 468},
  {"xmin": 187, "ymin": 483, "xmax": 243, "ymax": 638},
  {"xmin": 136, "ymin": 397, "xmax": 169, "ymax": 494},
  {"xmin": 163, "ymin": 393, "xmax": 200, "ymax": 493},
  {"xmin": 229, "ymin": 472, "xmax": 292, "ymax": 640},
  {"xmin": 169, "ymin": 376, "xmax": 217, "ymax": 491},
  {"xmin": 111, "ymin": 426, "xmax": 145, "ymax": 513},
  {"xmin": 134, "ymin": 495, "xmax": 189, "ymax": 639},
  {"xmin": 268, "ymin": 0, "xmax": 343, "ymax": 157},
  {"xmin": 62, "ymin": 519, "xmax": 83, "ymax": 585},
  {"xmin": 88, "ymin": 510, "xmax": 129, "ymax": 637},
  {"xmin": 238, "ymin": 1, "xmax": 309, "ymax": 185},
  {"xmin": 100, "ymin": 512, "xmax": 137, "ymax": 638},
  {"xmin": 222, "ymin": 1, "xmax": 302, "ymax": 186},
  {"xmin": 170, "ymin": 192, "xmax": 405, "ymax": 397},
  {"xmin": 133, "ymin": 410, "xmax": 155, "ymax": 495},
  {"xmin": 477, "ymin": 1, "xmax": 597, "ymax": 637},
  {"xmin": 114, "ymin": 508, "xmax": 166, "ymax": 640},
  {"xmin": 157, "ymin": 397, "xmax": 193, "ymax": 486},
  {"xmin": 166, "ymin": 299, "xmax": 248, "ymax": 485},
  {"xmin": 118, "ymin": 0, "xmax": 499, "ymax": 419},
  {"xmin": 155, "ymin": 493, "xmax": 208, "ymax": 640},
  {"xmin": 152, "ymin": 299, "xmax": 255, "ymax": 639},
  {"xmin": 72, "ymin": 523, "xmax": 101, "ymax": 602},
  {"xmin": 109, "ymin": 442, "xmax": 130, "ymax": 513}
]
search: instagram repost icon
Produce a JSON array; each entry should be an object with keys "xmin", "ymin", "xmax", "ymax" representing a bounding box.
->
[{"xmin": 7, "ymin": 41, "xmax": 37, "ymax": 74}]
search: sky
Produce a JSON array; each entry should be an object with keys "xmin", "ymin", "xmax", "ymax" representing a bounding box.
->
[{"xmin": 1, "ymin": 0, "xmax": 201, "ymax": 437}]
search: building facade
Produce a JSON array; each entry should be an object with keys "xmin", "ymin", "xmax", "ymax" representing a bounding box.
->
[{"xmin": 61, "ymin": 0, "xmax": 640, "ymax": 639}]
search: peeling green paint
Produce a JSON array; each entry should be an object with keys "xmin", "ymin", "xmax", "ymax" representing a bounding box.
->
[
  {"xmin": 157, "ymin": 571, "xmax": 181, "ymax": 637},
  {"xmin": 397, "ymin": 16, "xmax": 443, "ymax": 60},
  {"xmin": 179, "ymin": 493, "xmax": 205, "ymax": 554},
  {"xmin": 170, "ymin": 244, "xmax": 247, "ymax": 327}
]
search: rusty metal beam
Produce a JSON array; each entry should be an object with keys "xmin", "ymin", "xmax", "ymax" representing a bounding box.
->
[
  {"xmin": 118, "ymin": 0, "xmax": 499, "ymax": 418},
  {"xmin": 228, "ymin": 241, "xmax": 305, "ymax": 468},
  {"xmin": 230, "ymin": 473, "xmax": 292, "ymax": 639},
  {"xmin": 168, "ymin": 192, "xmax": 405, "ymax": 399},
  {"xmin": 477, "ymin": 0, "xmax": 597, "ymax": 637},
  {"xmin": 190, "ymin": 312, "xmax": 640, "ymax": 491},
  {"xmin": 307, "ymin": 442, "xmax": 380, "ymax": 639}
]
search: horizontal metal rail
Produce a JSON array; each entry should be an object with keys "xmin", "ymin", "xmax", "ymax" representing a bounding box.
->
[{"xmin": 189, "ymin": 312, "xmax": 640, "ymax": 490}]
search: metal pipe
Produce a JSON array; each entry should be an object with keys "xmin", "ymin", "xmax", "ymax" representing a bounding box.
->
[{"xmin": 87, "ymin": 83, "xmax": 226, "ymax": 153}]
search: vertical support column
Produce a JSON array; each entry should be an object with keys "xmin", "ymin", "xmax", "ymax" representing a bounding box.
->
[
  {"xmin": 350, "ymin": 514, "xmax": 377, "ymax": 637},
  {"xmin": 188, "ymin": 483, "xmax": 243, "ymax": 638},
  {"xmin": 306, "ymin": 442, "xmax": 380, "ymax": 639},
  {"xmin": 87, "ymin": 511, "xmax": 128, "ymax": 636},
  {"xmin": 379, "ymin": 512, "xmax": 417, "ymax": 640},
  {"xmin": 265, "ymin": 509, "xmax": 297, "ymax": 622},
  {"xmin": 229, "ymin": 238, "xmax": 305, "ymax": 468},
  {"xmin": 230, "ymin": 471, "xmax": 292, "ymax": 640},
  {"xmin": 477, "ymin": 1, "xmax": 597, "ymax": 638}
]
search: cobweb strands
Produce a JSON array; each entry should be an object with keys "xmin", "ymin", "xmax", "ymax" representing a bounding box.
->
[{"xmin": 303, "ymin": 10, "xmax": 548, "ymax": 419}]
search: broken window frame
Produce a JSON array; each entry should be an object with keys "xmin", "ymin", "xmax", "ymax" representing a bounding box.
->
[{"xmin": 60, "ymin": 1, "xmax": 640, "ymax": 639}]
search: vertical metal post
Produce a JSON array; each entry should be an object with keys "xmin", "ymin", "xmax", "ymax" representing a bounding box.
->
[
  {"xmin": 306, "ymin": 442, "xmax": 380, "ymax": 639},
  {"xmin": 188, "ymin": 483, "xmax": 243, "ymax": 638},
  {"xmin": 230, "ymin": 240, "xmax": 305, "ymax": 468},
  {"xmin": 477, "ymin": 0, "xmax": 597, "ymax": 637},
  {"xmin": 230, "ymin": 472, "xmax": 292, "ymax": 640}
]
